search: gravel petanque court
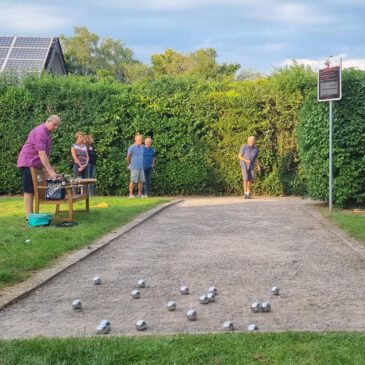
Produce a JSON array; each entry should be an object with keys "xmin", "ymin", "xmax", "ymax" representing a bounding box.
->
[{"xmin": 0, "ymin": 197, "xmax": 364, "ymax": 338}]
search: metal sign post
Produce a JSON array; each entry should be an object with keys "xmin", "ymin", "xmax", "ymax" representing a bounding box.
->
[
  {"xmin": 318, "ymin": 56, "xmax": 342, "ymax": 211},
  {"xmin": 329, "ymin": 100, "xmax": 333, "ymax": 211}
]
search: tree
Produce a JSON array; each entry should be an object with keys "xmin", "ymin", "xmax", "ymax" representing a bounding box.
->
[
  {"xmin": 60, "ymin": 27, "xmax": 240, "ymax": 82},
  {"xmin": 151, "ymin": 49, "xmax": 191, "ymax": 75},
  {"xmin": 236, "ymin": 69, "xmax": 265, "ymax": 81},
  {"xmin": 60, "ymin": 26, "xmax": 98, "ymax": 75},
  {"xmin": 123, "ymin": 62, "xmax": 153, "ymax": 84},
  {"xmin": 60, "ymin": 26, "xmax": 144, "ymax": 83},
  {"xmin": 151, "ymin": 48, "xmax": 240, "ymax": 79}
]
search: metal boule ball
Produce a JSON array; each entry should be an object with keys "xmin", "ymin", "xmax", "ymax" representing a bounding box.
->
[
  {"xmin": 72, "ymin": 299, "xmax": 82, "ymax": 310},
  {"xmin": 96, "ymin": 324, "xmax": 109, "ymax": 334},
  {"xmin": 207, "ymin": 292, "xmax": 216, "ymax": 302},
  {"xmin": 251, "ymin": 302, "xmax": 261, "ymax": 313},
  {"xmin": 261, "ymin": 302, "xmax": 271, "ymax": 312},
  {"xmin": 167, "ymin": 300, "xmax": 177, "ymax": 311},
  {"xmin": 223, "ymin": 321, "xmax": 235, "ymax": 331},
  {"xmin": 96, "ymin": 320, "xmax": 110, "ymax": 334},
  {"xmin": 137, "ymin": 279, "xmax": 146, "ymax": 288},
  {"xmin": 131, "ymin": 289, "xmax": 140, "ymax": 299},
  {"xmin": 186, "ymin": 309, "xmax": 197, "ymax": 321},
  {"xmin": 199, "ymin": 294, "xmax": 209, "ymax": 304},
  {"xmin": 247, "ymin": 323, "xmax": 258, "ymax": 331},
  {"xmin": 180, "ymin": 286, "xmax": 189, "ymax": 295},
  {"xmin": 93, "ymin": 276, "xmax": 102, "ymax": 285},
  {"xmin": 271, "ymin": 286, "xmax": 280, "ymax": 295},
  {"xmin": 208, "ymin": 286, "xmax": 218, "ymax": 295},
  {"xmin": 136, "ymin": 319, "xmax": 147, "ymax": 331}
]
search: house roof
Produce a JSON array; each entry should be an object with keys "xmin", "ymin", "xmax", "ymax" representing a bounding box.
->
[{"xmin": 0, "ymin": 36, "xmax": 67, "ymax": 75}]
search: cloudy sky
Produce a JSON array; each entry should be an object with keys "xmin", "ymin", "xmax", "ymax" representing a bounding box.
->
[{"xmin": 1, "ymin": 0, "xmax": 365, "ymax": 73}]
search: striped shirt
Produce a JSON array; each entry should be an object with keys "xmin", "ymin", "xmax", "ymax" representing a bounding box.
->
[{"xmin": 72, "ymin": 143, "xmax": 88, "ymax": 165}]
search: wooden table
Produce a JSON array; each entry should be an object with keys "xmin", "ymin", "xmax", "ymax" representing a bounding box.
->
[
  {"xmin": 30, "ymin": 168, "xmax": 96, "ymax": 222},
  {"xmin": 57, "ymin": 179, "xmax": 97, "ymax": 221},
  {"xmin": 71, "ymin": 178, "xmax": 97, "ymax": 185}
]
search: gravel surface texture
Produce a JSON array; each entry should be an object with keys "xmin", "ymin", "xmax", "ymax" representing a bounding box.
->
[{"xmin": 1, "ymin": 197, "xmax": 364, "ymax": 338}]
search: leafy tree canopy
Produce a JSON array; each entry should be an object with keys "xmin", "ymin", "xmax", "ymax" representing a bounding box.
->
[
  {"xmin": 60, "ymin": 26, "xmax": 143, "ymax": 83},
  {"xmin": 151, "ymin": 48, "xmax": 240, "ymax": 80},
  {"xmin": 61, "ymin": 27, "xmax": 240, "ymax": 82}
]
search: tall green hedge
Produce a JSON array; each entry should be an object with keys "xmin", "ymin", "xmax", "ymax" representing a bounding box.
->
[
  {"xmin": 0, "ymin": 67, "xmax": 315, "ymax": 196},
  {"xmin": 297, "ymin": 68, "xmax": 365, "ymax": 206},
  {"xmin": 204, "ymin": 66, "xmax": 315, "ymax": 195}
]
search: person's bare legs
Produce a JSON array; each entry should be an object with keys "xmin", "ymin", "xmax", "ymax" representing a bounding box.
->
[
  {"xmin": 24, "ymin": 193, "xmax": 33, "ymax": 219},
  {"xmin": 247, "ymin": 181, "xmax": 252, "ymax": 197},
  {"xmin": 137, "ymin": 182, "xmax": 143, "ymax": 196},
  {"xmin": 243, "ymin": 180, "xmax": 248, "ymax": 195},
  {"xmin": 243, "ymin": 180, "xmax": 252, "ymax": 198},
  {"xmin": 129, "ymin": 182, "xmax": 136, "ymax": 196}
]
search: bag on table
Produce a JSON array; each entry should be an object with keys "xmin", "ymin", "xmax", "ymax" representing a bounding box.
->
[{"xmin": 45, "ymin": 179, "xmax": 66, "ymax": 200}]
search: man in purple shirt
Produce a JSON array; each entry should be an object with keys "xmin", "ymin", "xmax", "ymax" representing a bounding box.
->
[{"xmin": 17, "ymin": 115, "xmax": 61, "ymax": 219}]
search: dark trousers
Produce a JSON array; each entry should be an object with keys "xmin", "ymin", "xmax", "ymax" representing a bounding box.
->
[
  {"xmin": 73, "ymin": 164, "xmax": 88, "ymax": 194},
  {"xmin": 87, "ymin": 164, "xmax": 96, "ymax": 195},
  {"xmin": 143, "ymin": 167, "xmax": 153, "ymax": 196}
]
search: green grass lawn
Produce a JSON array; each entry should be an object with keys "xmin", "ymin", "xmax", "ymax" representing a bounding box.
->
[
  {"xmin": 318, "ymin": 206, "xmax": 365, "ymax": 245},
  {"xmin": 0, "ymin": 196, "xmax": 169, "ymax": 289},
  {"xmin": 0, "ymin": 332, "xmax": 364, "ymax": 365}
]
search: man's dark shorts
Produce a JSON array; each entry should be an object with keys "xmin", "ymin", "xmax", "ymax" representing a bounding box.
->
[{"xmin": 20, "ymin": 167, "xmax": 34, "ymax": 193}]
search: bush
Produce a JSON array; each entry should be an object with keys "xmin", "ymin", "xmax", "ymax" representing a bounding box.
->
[
  {"xmin": 0, "ymin": 67, "xmax": 315, "ymax": 196},
  {"xmin": 297, "ymin": 68, "xmax": 365, "ymax": 205},
  {"xmin": 204, "ymin": 66, "xmax": 315, "ymax": 195}
]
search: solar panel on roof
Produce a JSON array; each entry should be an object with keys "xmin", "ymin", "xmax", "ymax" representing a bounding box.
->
[
  {"xmin": 4, "ymin": 59, "xmax": 45, "ymax": 71},
  {"xmin": 0, "ymin": 48, "xmax": 9, "ymax": 58},
  {"xmin": 9, "ymin": 47, "xmax": 48, "ymax": 60},
  {"xmin": 0, "ymin": 37, "xmax": 14, "ymax": 47},
  {"xmin": 0, "ymin": 36, "xmax": 53, "ymax": 74},
  {"xmin": 14, "ymin": 37, "xmax": 52, "ymax": 48}
]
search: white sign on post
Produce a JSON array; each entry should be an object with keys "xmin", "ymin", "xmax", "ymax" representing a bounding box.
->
[
  {"xmin": 318, "ymin": 56, "xmax": 342, "ymax": 102},
  {"xmin": 317, "ymin": 56, "xmax": 342, "ymax": 211}
]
